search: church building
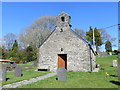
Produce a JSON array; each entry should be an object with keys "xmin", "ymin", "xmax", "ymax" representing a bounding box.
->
[{"xmin": 38, "ymin": 12, "xmax": 96, "ymax": 72}]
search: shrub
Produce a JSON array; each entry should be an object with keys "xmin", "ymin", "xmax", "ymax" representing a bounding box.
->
[{"xmin": 9, "ymin": 57, "xmax": 21, "ymax": 63}]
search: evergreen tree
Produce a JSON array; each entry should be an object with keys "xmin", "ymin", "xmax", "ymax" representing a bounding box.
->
[
  {"xmin": 26, "ymin": 45, "xmax": 34, "ymax": 62},
  {"xmin": 9, "ymin": 40, "xmax": 19, "ymax": 57},
  {"xmin": 12, "ymin": 40, "xmax": 18, "ymax": 52},
  {"xmin": 1, "ymin": 46, "xmax": 6, "ymax": 59},
  {"xmin": 105, "ymin": 41, "xmax": 112, "ymax": 53},
  {"xmin": 86, "ymin": 26, "xmax": 103, "ymax": 53}
]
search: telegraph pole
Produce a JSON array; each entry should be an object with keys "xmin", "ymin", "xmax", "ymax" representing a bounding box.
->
[{"xmin": 93, "ymin": 28, "xmax": 96, "ymax": 53}]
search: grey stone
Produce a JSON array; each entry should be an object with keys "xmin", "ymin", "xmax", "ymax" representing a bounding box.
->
[
  {"xmin": 12, "ymin": 62, "xmax": 17, "ymax": 69},
  {"xmin": 109, "ymin": 52, "xmax": 112, "ymax": 55},
  {"xmin": 14, "ymin": 65, "xmax": 22, "ymax": 77},
  {"xmin": 38, "ymin": 12, "xmax": 96, "ymax": 72},
  {"xmin": 112, "ymin": 60, "xmax": 118, "ymax": 67},
  {"xmin": 118, "ymin": 64, "xmax": 120, "ymax": 78},
  {"xmin": 57, "ymin": 67, "xmax": 67, "ymax": 81},
  {"xmin": 6, "ymin": 63, "xmax": 11, "ymax": 71},
  {"xmin": 0, "ymin": 67, "xmax": 7, "ymax": 81},
  {"xmin": 33, "ymin": 61, "xmax": 37, "ymax": 67},
  {"xmin": 23, "ymin": 61, "xmax": 27, "ymax": 64}
]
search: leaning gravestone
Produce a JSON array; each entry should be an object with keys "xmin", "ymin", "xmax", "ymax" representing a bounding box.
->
[
  {"xmin": 12, "ymin": 62, "xmax": 17, "ymax": 70},
  {"xmin": 0, "ymin": 67, "xmax": 7, "ymax": 81},
  {"xmin": 14, "ymin": 65, "xmax": 22, "ymax": 77},
  {"xmin": 113, "ymin": 60, "xmax": 118, "ymax": 67},
  {"xmin": 57, "ymin": 67, "xmax": 67, "ymax": 82},
  {"xmin": 6, "ymin": 63, "xmax": 11, "ymax": 71}
]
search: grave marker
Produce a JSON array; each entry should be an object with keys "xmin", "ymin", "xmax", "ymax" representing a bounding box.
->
[
  {"xmin": 14, "ymin": 65, "xmax": 22, "ymax": 77},
  {"xmin": 57, "ymin": 67, "xmax": 67, "ymax": 81},
  {"xmin": 0, "ymin": 67, "xmax": 7, "ymax": 81},
  {"xmin": 6, "ymin": 63, "xmax": 11, "ymax": 71},
  {"xmin": 33, "ymin": 61, "xmax": 37, "ymax": 67},
  {"xmin": 12, "ymin": 62, "xmax": 17, "ymax": 70},
  {"xmin": 112, "ymin": 60, "xmax": 118, "ymax": 67}
]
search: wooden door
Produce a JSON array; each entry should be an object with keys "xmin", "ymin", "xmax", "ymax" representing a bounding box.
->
[{"xmin": 58, "ymin": 54, "xmax": 67, "ymax": 69}]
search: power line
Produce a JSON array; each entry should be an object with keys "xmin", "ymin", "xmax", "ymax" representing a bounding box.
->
[{"xmin": 99, "ymin": 24, "xmax": 119, "ymax": 30}]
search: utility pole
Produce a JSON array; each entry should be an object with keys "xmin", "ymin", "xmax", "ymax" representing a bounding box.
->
[{"xmin": 93, "ymin": 28, "xmax": 96, "ymax": 52}]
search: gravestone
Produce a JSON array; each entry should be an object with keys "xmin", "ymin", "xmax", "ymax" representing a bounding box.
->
[
  {"xmin": 14, "ymin": 65, "xmax": 22, "ymax": 77},
  {"xmin": 0, "ymin": 67, "xmax": 7, "ymax": 81},
  {"xmin": 12, "ymin": 62, "xmax": 17, "ymax": 70},
  {"xmin": 6, "ymin": 63, "xmax": 11, "ymax": 71},
  {"xmin": 33, "ymin": 61, "xmax": 37, "ymax": 67},
  {"xmin": 57, "ymin": 67, "xmax": 67, "ymax": 81},
  {"xmin": 23, "ymin": 61, "xmax": 27, "ymax": 64},
  {"xmin": 112, "ymin": 60, "xmax": 118, "ymax": 67},
  {"xmin": 118, "ymin": 64, "xmax": 120, "ymax": 78},
  {"xmin": 109, "ymin": 52, "xmax": 112, "ymax": 55}
]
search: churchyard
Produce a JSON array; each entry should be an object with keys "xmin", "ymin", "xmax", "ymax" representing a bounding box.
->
[
  {"xmin": 1, "ymin": 55, "xmax": 118, "ymax": 88},
  {"xmin": 0, "ymin": 62, "xmax": 51, "ymax": 86},
  {"xmin": 17, "ymin": 55, "xmax": 118, "ymax": 88}
]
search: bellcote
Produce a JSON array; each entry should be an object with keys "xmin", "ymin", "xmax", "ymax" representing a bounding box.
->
[{"xmin": 57, "ymin": 12, "xmax": 72, "ymax": 28}]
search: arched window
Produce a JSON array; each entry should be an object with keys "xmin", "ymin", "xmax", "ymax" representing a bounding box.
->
[{"xmin": 61, "ymin": 16, "xmax": 65, "ymax": 22}]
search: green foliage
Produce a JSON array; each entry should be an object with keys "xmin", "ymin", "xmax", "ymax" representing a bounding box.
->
[
  {"xmin": 25, "ymin": 45, "xmax": 35, "ymax": 62},
  {"xmin": 86, "ymin": 26, "xmax": 93, "ymax": 45},
  {"xmin": 8, "ymin": 40, "xmax": 19, "ymax": 58},
  {"xmin": 1, "ymin": 46, "xmax": 7, "ymax": 59},
  {"xmin": 94, "ymin": 28, "xmax": 103, "ymax": 46},
  {"xmin": 105, "ymin": 41, "xmax": 112, "ymax": 52},
  {"xmin": 9, "ymin": 57, "xmax": 20, "ymax": 63},
  {"xmin": 86, "ymin": 26, "xmax": 103, "ymax": 52}
]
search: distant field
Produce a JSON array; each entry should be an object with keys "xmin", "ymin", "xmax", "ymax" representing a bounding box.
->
[{"xmin": 18, "ymin": 55, "xmax": 119, "ymax": 88}]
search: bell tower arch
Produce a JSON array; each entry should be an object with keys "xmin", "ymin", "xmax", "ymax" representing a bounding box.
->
[{"xmin": 57, "ymin": 12, "xmax": 72, "ymax": 29}]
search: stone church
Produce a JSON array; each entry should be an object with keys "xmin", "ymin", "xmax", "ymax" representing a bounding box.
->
[{"xmin": 38, "ymin": 12, "xmax": 96, "ymax": 72}]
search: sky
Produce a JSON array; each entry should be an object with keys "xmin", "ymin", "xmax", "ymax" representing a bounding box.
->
[{"xmin": 2, "ymin": 2, "xmax": 119, "ymax": 51}]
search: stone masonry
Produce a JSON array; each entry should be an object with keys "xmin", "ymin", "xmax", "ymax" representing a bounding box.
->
[{"xmin": 38, "ymin": 12, "xmax": 96, "ymax": 72}]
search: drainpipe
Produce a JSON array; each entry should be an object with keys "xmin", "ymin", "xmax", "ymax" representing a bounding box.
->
[{"xmin": 88, "ymin": 44, "xmax": 92, "ymax": 72}]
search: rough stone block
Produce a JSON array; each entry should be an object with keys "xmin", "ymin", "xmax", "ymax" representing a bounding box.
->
[
  {"xmin": 14, "ymin": 65, "xmax": 22, "ymax": 77},
  {"xmin": 57, "ymin": 67, "xmax": 67, "ymax": 81}
]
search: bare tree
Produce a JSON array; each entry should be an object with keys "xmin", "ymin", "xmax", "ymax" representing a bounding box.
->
[
  {"xmin": 18, "ymin": 16, "xmax": 57, "ymax": 49},
  {"xmin": 3, "ymin": 33, "xmax": 16, "ymax": 50},
  {"xmin": 74, "ymin": 28, "xmax": 86, "ymax": 40},
  {"xmin": 98, "ymin": 29, "xmax": 116, "ymax": 46}
]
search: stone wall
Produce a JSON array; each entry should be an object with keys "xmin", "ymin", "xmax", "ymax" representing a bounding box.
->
[{"xmin": 38, "ymin": 26, "xmax": 96, "ymax": 72}]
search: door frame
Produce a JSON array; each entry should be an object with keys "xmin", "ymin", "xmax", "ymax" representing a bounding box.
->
[{"xmin": 58, "ymin": 54, "xmax": 67, "ymax": 69}]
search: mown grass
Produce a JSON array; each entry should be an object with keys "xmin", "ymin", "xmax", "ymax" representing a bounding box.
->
[
  {"xmin": 18, "ymin": 55, "xmax": 119, "ymax": 88},
  {"xmin": 2, "ymin": 69, "xmax": 51, "ymax": 85}
]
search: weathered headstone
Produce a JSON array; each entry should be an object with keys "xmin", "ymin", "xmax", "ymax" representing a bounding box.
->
[
  {"xmin": 109, "ymin": 52, "xmax": 112, "ymax": 55},
  {"xmin": 14, "ymin": 65, "xmax": 22, "ymax": 77},
  {"xmin": 57, "ymin": 67, "xmax": 67, "ymax": 81},
  {"xmin": 118, "ymin": 64, "xmax": 120, "ymax": 78},
  {"xmin": 113, "ymin": 60, "xmax": 118, "ymax": 67},
  {"xmin": 6, "ymin": 63, "xmax": 11, "ymax": 71},
  {"xmin": 0, "ymin": 67, "xmax": 7, "ymax": 81},
  {"xmin": 33, "ymin": 61, "xmax": 37, "ymax": 67},
  {"xmin": 12, "ymin": 62, "xmax": 17, "ymax": 69},
  {"xmin": 23, "ymin": 61, "xmax": 27, "ymax": 64}
]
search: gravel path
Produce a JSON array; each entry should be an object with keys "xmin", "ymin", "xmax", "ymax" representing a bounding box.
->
[{"xmin": 2, "ymin": 72, "xmax": 57, "ymax": 88}]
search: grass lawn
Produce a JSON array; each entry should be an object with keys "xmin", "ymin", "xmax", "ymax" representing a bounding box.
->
[
  {"xmin": 2, "ymin": 69, "xmax": 51, "ymax": 85},
  {"xmin": 18, "ymin": 55, "xmax": 119, "ymax": 88}
]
